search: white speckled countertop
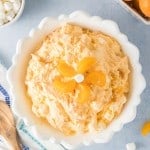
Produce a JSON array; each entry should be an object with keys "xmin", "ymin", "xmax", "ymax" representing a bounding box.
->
[{"xmin": 0, "ymin": 0, "xmax": 150, "ymax": 149}]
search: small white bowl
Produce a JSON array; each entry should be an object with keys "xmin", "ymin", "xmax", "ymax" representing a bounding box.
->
[
  {"xmin": 7, "ymin": 11, "xmax": 146, "ymax": 149},
  {"xmin": 0, "ymin": 0, "xmax": 25, "ymax": 28}
]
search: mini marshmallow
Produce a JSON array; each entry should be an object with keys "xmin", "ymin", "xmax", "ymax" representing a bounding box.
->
[
  {"xmin": 0, "ymin": 12, "xmax": 5, "ymax": 20},
  {"xmin": 0, "ymin": 1, "xmax": 4, "ymax": 12},
  {"xmin": 74, "ymin": 74, "xmax": 84, "ymax": 83},
  {"xmin": 13, "ymin": 0, "xmax": 21, "ymax": 13},
  {"xmin": 0, "ymin": 19, "xmax": 4, "ymax": 26},
  {"xmin": 4, "ymin": 2, "xmax": 13, "ymax": 11},
  {"xmin": 126, "ymin": 142, "xmax": 136, "ymax": 150},
  {"xmin": 9, "ymin": 0, "xmax": 16, "ymax": 2}
]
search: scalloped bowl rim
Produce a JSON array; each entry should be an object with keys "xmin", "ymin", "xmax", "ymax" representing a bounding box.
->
[{"xmin": 7, "ymin": 11, "xmax": 146, "ymax": 149}]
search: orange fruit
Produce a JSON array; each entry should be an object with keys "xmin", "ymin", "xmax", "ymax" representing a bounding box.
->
[
  {"xmin": 85, "ymin": 71, "xmax": 106, "ymax": 87},
  {"xmin": 139, "ymin": 0, "xmax": 150, "ymax": 17},
  {"xmin": 141, "ymin": 121, "xmax": 150, "ymax": 136},
  {"xmin": 53, "ymin": 76, "xmax": 76, "ymax": 93},
  {"xmin": 57, "ymin": 60, "xmax": 76, "ymax": 77},
  {"xmin": 77, "ymin": 57, "xmax": 96, "ymax": 73},
  {"xmin": 77, "ymin": 84, "xmax": 91, "ymax": 103}
]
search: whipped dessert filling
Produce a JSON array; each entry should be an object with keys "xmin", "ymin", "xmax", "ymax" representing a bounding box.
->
[{"xmin": 25, "ymin": 24, "xmax": 130, "ymax": 135}]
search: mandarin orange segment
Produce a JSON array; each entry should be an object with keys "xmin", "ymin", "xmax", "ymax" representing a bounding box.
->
[
  {"xmin": 53, "ymin": 76, "xmax": 76, "ymax": 93},
  {"xmin": 77, "ymin": 84, "xmax": 91, "ymax": 104},
  {"xmin": 77, "ymin": 57, "xmax": 96, "ymax": 73},
  {"xmin": 141, "ymin": 121, "xmax": 150, "ymax": 136},
  {"xmin": 57, "ymin": 60, "xmax": 76, "ymax": 77},
  {"xmin": 85, "ymin": 71, "xmax": 106, "ymax": 87}
]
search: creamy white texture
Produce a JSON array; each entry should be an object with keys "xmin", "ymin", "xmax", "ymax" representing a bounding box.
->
[{"xmin": 0, "ymin": 0, "xmax": 21, "ymax": 26}]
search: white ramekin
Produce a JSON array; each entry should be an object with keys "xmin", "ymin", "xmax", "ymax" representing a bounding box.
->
[
  {"xmin": 0, "ymin": 0, "xmax": 25, "ymax": 28},
  {"xmin": 7, "ymin": 11, "xmax": 146, "ymax": 149}
]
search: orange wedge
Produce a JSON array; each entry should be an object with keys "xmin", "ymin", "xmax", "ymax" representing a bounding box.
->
[
  {"xmin": 85, "ymin": 71, "xmax": 106, "ymax": 87},
  {"xmin": 77, "ymin": 57, "xmax": 96, "ymax": 73},
  {"xmin": 77, "ymin": 84, "xmax": 91, "ymax": 104},
  {"xmin": 57, "ymin": 60, "xmax": 76, "ymax": 77},
  {"xmin": 53, "ymin": 76, "xmax": 76, "ymax": 93},
  {"xmin": 141, "ymin": 121, "xmax": 150, "ymax": 136}
]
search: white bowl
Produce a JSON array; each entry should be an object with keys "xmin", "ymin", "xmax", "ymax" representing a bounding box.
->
[
  {"xmin": 0, "ymin": 0, "xmax": 25, "ymax": 28},
  {"xmin": 7, "ymin": 11, "xmax": 146, "ymax": 149}
]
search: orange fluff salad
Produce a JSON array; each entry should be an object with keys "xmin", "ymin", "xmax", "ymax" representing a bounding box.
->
[{"xmin": 25, "ymin": 24, "xmax": 130, "ymax": 135}]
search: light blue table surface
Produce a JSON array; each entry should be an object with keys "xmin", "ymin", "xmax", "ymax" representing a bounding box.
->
[{"xmin": 0, "ymin": 0, "xmax": 150, "ymax": 149}]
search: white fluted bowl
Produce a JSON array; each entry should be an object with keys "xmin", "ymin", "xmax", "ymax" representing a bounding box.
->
[{"xmin": 7, "ymin": 11, "xmax": 146, "ymax": 149}]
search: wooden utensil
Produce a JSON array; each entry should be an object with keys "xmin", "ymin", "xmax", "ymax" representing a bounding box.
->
[{"xmin": 0, "ymin": 100, "xmax": 21, "ymax": 150}]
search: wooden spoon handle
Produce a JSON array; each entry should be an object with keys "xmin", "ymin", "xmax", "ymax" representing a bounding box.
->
[
  {"xmin": 0, "ymin": 101, "xmax": 21, "ymax": 150},
  {"xmin": 7, "ymin": 139, "xmax": 21, "ymax": 150},
  {"xmin": 4, "ymin": 128, "xmax": 21, "ymax": 150}
]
